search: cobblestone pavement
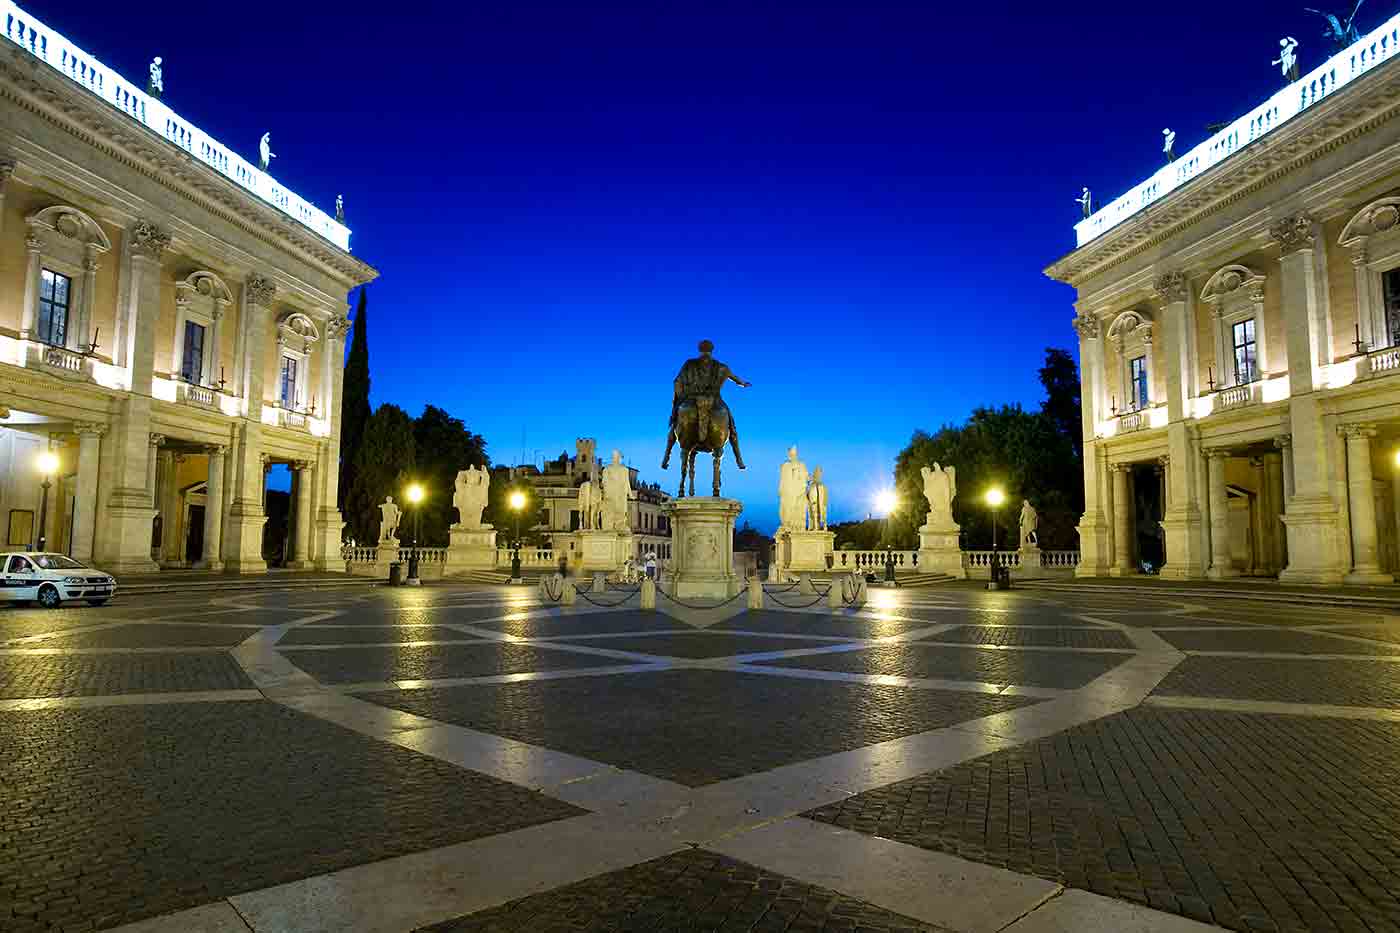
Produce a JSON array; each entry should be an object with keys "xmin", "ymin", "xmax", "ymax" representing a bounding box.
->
[
  {"xmin": 362, "ymin": 669, "xmax": 1037, "ymax": 785},
  {"xmin": 4, "ymin": 582, "xmax": 1400, "ymax": 933},
  {"xmin": 420, "ymin": 849, "xmax": 946, "ymax": 932}
]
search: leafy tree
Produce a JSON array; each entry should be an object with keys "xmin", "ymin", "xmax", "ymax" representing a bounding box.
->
[
  {"xmin": 412, "ymin": 405, "xmax": 489, "ymax": 546},
  {"xmin": 344, "ymin": 403, "xmax": 415, "ymax": 544},
  {"xmin": 831, "ymin": 519, "xmax": 884, "ymax": 550},
  {"xmin": 339, "ymin": 287, "xmax": 371, "ymax": 514},
  {"xmin": 1039, "ymin": 348, "xmax": 1083, "ymax": 461},
  {"xmin": 733, "ymin": 521, "xmax": 773, "ymax": 566}
]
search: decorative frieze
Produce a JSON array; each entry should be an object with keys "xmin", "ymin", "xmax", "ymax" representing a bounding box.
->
[{"xmin": 1152, "ymin": 271, "xmax": 1188, "ymax": 303}]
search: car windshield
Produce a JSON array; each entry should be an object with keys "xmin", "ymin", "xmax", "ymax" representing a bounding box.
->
[{"xmin": 31, "ymin": 554, "xmax": 87, "ymax": 570}]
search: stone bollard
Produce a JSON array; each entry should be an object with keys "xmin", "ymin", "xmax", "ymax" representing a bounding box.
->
[
  {"xmin": 591, "ymin": 572, "xmax": 607, "ymax": 594},
  {"xmin": 748, "ymin": 575, "xmax": 763, "ymax": 609},
  {"xmin": 562, "ymin": 579, "xmax": 577, "ymax": 606},
  {"xmin": 641, "ymin": 576, "xmax": 656, "ymax": 610},
  {"xmin": 828, "ymin": 577, "xmax": 843, "ymax": 609},
  {"xmin": 798, "ymin": 573, "xmax": 815, "ymax": 596}
]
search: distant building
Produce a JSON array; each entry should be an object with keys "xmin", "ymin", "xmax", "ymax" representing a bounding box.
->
[{"xmin": 495, "ymin": 438, "xmax": 673, "ymax": 561}]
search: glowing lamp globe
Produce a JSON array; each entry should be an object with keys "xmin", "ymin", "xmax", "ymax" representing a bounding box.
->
[
  {"xmin": 984, "ymin": 488, "xmax": 1006, "ymax": 508},
  {"xmin": 406, "ymin": 483, "xmax": 424, "ymax": 505},
  {"xmin": 874, "ymin": 490, "xmax": 896, "ymax": 515},
  {"xmin": 509, "ymin": 491, "xmax": 526, "ymax": 511},
  {"xmin": 36, "ymin": 451, "xmax": 59, "ymax": 476}
]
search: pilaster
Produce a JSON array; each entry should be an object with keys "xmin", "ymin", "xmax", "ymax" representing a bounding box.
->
[
  {"xmin": 124, "ymin": 220, "xmax": 170, "ymax": 397},
  {"xmin": 287, "ymin": 460, "xmax": 314, "ymax": 570},
  {"xmin": 70, "ymin": 423, "xmax": 105, "ymax": 563},
  {"xmin": 93, "ymin": 396, "xmax": 158, "ymax": 574},
  {"xmin": 1109, "ymin": 462, "xmax": 1135, "ymax": 576},
  {"xmin": 1204, "ymin": 448, "xmax": 1237, "ymax": 580},
  {"xmin": 1279, "ymin": 395, "xmax": 1344, "ymax": 584},
  {"xmin": 199, "ymin": 446, "xmax": 226, "ymax": 571},
  {"xmin": 223, "ymin": 421, "xmax": 267, "ymax": 573},
  {"xmin": 1342, "ymin": 424, "xmax": 1393, "ymax": 584}
]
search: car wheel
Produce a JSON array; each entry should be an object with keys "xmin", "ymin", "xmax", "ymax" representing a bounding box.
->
[
  {"xmin": 87, "ymin": 599, "xmax": 109, "ymax": 607},
  {"xmin": 37, "ymin": 584, "xmax": 62, "ymax": 609}
]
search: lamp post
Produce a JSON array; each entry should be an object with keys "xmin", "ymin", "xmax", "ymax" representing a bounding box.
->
[
  {"xmin": 984, "ymin": 487, "xmax": 1006, "ymax": 589},
  {"xmin": 874, "ymin": 489, "xmax": 897, "ymax": 584},
  {"xmin": 405, "ymin": 483, "xmax": 424, "ymax": 585},
  {"xmin": 36, "ymin": 449, "xmax": 58, "ymax": 552},
  {"xmin": 508, "ymin": 490, "xmax": 526, "ymax": 582}
]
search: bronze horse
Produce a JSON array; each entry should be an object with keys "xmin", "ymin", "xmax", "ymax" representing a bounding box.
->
[{"xmin": 671, "ymin": 396, "xmax": 733, "ymax": 497}]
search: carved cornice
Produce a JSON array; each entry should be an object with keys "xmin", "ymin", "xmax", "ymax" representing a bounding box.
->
[
  {"xmin": 1340, "ymin": 422, "xmax": 1378, "ymax": 439},
  {"xmin": 1044, "ymin": 61, "xmax": 1400, "ymax": 286},
  {"xmin": 1152, "ymin": 271, "xmax": 1188, "ymax": 304},
  {"xmin": 129, "ymin": 220, "xmax": 171, "ymax": 261},
  {"xmin": 73, "ymin": 421, "xmax": 106, "ymax": 438},
  {"xmin": 1269, "ymin": 213, "xmax": 1315, "ymax": 254},
  {"xmin": 245, "ymin": 274, "xmax": 276, "ymax": 309},
  {"xmin": 0, "ymin": 46, "xmax": 377, "ymax": 287}
]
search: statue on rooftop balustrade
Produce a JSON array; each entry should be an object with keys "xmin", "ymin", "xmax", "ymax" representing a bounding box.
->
[
  {"xmin": 335, "ymin": 195, "xmax": 345, "ymax": 224},
  {"xmin": 1273, "ymin": 36, "xmax": 1301, "ymax": 81},
  {"xmin": 1305, "ymin": 1, "xmax": 1365, "ymax": 52},
  {"xmin": 258, "ymin": 133, "xmax": 276, "ymax": 172},
  {"xmin": 1162, "ymin": 128, "xmax": 1177, "ymax": 163},
  {"xmin": 1075, "ymin": 187, "xmax": 1093, "ymax": 219},
  {"xmin": 147, "ymin": 57, "xmax": 163, "ymax": 99}
]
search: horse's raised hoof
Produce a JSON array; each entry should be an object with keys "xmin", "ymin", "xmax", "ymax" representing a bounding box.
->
[
  {"xmin": 661, "ymin": 455, "xmax": 670, "ymax": 469},
  {"xmin": 735, "ymin": 457, "xmax": 746, "ymax": 470}
]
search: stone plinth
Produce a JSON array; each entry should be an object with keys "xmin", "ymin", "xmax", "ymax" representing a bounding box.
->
[
  {"xmin": 917, "ymin": 523, "xmax": 966, "ymax": 579},
  {"xmin": 662, "ymin": 497, "xmax": 743, "ymax": 600},
  {"xmin": 444, "ymin": 526, "xmax": 497, "ymax": 576},
  {"xmin": 1016, "ymin": 545, "xmax": 1041, "ymax": 578},
  {"xmin": 575, "ymin": 529, "xmax": 634, "ymax": 574},
  {"xmin": 783, "ymin": 529, "xmax": 836, "ymax": 573}
]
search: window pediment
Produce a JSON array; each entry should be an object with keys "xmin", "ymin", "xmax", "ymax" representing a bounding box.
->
[
  {"xmin": 275, "ymin": 311, "xmax": 320, "ymax": 353},
  {"xmin": 1340, "ymin": 196, "xmax": 1400, "ymax": 247},
  {"xmin": 1200, "ymin": 264, "xmax": 1265, "ymax": 316},
  {"xmin": 26, "ymin": 205, "xmax": 111, "ymax": 253},
  {"xmin": 1106, "ymin": 309, "xmax": 1152, "ymax": 348}
]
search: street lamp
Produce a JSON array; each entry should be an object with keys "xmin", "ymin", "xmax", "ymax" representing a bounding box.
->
[
  {"xmin": 508, "ymin": 490, "xmax": 526, "ymax": 582},
  {"xmin": 874, "ymin": 489, "xmax": 897, "ymax": 584},
  {"xmin": 36, "ymin": 449, "xmax": 58, "ymax": 552},
  {"xmin": 405, "ymin": 483, "xmax": 424, "ymax": 585},
  {"xmin": 984, "ymin": 487, "xmax": 1006, "ymax": 590}
]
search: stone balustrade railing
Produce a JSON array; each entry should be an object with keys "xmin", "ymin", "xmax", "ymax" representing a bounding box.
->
[
  {"xmin": 965, "ymin": 550, "xmax": 1022, "ymax": 569},
  {"xmin": 398, "ymin": 547, "xmax": 447, "ymax": 564},
  {"xmin": 1075, "ymin": 9, "xmax": 1400, "ymax": 246},
  {"xmin": 1364, "ymin": 345, "xmax": 1400, "ymax": 377},
  {"xmin": 40, "ymin": 344, "xmax": 87, "ymax": 377},
  {"xmin": 1215, "ymin": 381, "xmax": 1261, "ymax": 410},
  {"xmin": 830, "ymin": 550, "xmax": 918, "ymax": 571},
  {"xmin": 1039, "ymin": 550, "xmax": 1081, "ymax": 568},
  {"xmin": 342, "ymin": 546, "xmax": 377, "ymax": 564},
  {"xmin": 496, "ymin": 547, "xmax": 556, "ymax": 567},
  {"xmin": 1, "ymin": 0, "xmax": 352, "ymax": 251}
]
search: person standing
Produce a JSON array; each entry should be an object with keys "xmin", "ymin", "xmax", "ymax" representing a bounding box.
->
[{"xmin": 645, "ymin": 551, "xmax": 657, "ymax": 581}]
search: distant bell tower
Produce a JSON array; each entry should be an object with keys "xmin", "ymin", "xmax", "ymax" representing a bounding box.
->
[{"xmin": 576, "ymin": 437, "xmax": 599, "ymax": 484}]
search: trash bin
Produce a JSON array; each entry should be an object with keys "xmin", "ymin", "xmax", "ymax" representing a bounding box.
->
[
  {"xmin": 388, "ymin": 562, "xmax": 402, "ymax": 586},
  {"xmin": 407, "ymin": 553, "xmax": 420, "ymax": 582}
]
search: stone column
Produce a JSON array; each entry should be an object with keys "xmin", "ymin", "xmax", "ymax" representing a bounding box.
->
[
  {"xmin": 240, "ymin": 275, "xmax": 275, "ymax": 415},
  {"xmin": 208, "ymin": 300, "xmax": 227, "ymax": 389},
  {"xmin": 147, "ymin": 434, "xmax": 164, "ymax": 512},
  {"xmin": 1342, "ymin": 424, "xmax": 1393, "ymax": 584},
  {"xmin": 124, "ymin": 221, "xmax": 169, "ymax": 396},
  {"xmin": 200, "ymin": 446, "xmax": 226, "ymax": 571},
  {"xmin": 76, "ymin": 248, "xmax": 99, "ymax": 352},
  {"xmin": 1073, "ymin": 314, "xmax": 1111, "ymax": 576},
  {"xmin": 289, "ymin": 460, "xmax": 314, "ymax": 570},
  {"xmin": 1205, "ymin": 448, "xmax": 1237, "ymax": 579},
  {"xmin": 312, "ymin": 314, "xmax": 351, "ymax": 569},
  {"xmin": 0, "ymin": 159, "xmax": 13, "ymax": 240},
  {"xmin": 1110, "ymin": 463, "xmax": 1135, "ymax": 576},
  {"xmin": 19, "ymin": 233, "xmax": 42, "ymax": 341},
  {"xmin": 1248, "ymin": 457, "xmax": 1267, "ymax": 575},
  {"xmin": 1272, "ymin": 214, "xmax": 1325, "ymax": 395},
  {"xmin": 1264, "ymin": 449, "xmax": 1287, "ymax": 573},
  {"xmin": 222, "ymin": 277, "xmax": 276, "ymax": 574},
  {"xmin": 71, "ymin": 423, "xmax": 105, "ymax": 562},
  {"xmin": 161, "ymin": 452, "xmax": 185, "ymax": 565},
  {"xmin": 1276, "ymin": 435, "xmax": 1294, "ymax": 505}
]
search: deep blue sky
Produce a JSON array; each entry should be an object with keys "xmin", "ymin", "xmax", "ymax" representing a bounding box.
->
[{"xmin": 42, "ymin": 0, "xmax": 1363, "ymax": 529}]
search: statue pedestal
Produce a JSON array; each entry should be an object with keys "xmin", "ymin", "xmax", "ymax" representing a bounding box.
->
[
  {"xmin": 917, "ymin": 524, "xmax": 966, "ymax": 579},
  {"xmin": 1017, "ymin": 545, "xmax": 1042, "ymax": 578},
  {"xmin": 445, "ymin": 526, "xmax": 497, "ymax": 576},
  {"xmin": 575, "ymin": 529, "xmax": 634, "ymax": 574},
  {"xmin": 377, "ymin": 540, "xmax": 401, "ymax": 577},
  {"xmin": 783, "ymin": 529, "xmax": 836, "ymax": 573},
  {"xmin": 662, "ymin": 497, "xmax": 743, "ymax": 600}
]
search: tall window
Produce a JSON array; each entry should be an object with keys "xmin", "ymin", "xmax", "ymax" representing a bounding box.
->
[
  {"xmin": 180, "ymin": 321, "xmax": 206, "ymax": 384},
  {"xmin": 37, "ymin": 269, "xmax": 70, "ymax": 347},
  {"xmin": 1129, "ymin": 355, "xmax": 1149, "ymax": 410},
  {"xmin": 279, "ymin": 356, "xmax": 299, "ymax": 408},
  {"xmin": 1384, "ymin": 268, "xmax": 1400, "ymax": 348},
  {"xmin": 1232, "ymin": 319, "xmax": 1258, "ymax": 384}
]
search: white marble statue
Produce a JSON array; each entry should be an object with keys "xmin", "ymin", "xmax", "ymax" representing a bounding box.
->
[
  {"xmin": 452, "ymin": 465, "xmax": 491, "ymax": 530},
  {"xmin": 1019, "ymin": 499, "xmax": 1039, "ymax": 548},
  {"xmin": 600, "ymin": 449, "xmax": 632, "ymax": 531},
  {"xmin": 1273, "ymin": 36, "xmax": 1300, "ymax": 81},
  {"xmin": 378, "ymin": 495, "xmax": 402, "ymax": 543},
  {"xmin": 1075, "ymin": 187, "xmax": 1092, "ymax": 219},
  {"xmin": 577, "ymin": 480, "xmax": 600, "ymax": 530},
  {"xmin": 258, "ymin": 132, "xmax": 276, "ymax": 172},
  {"xmin": 335, "ymin": 194, "xmax": 345, "ymax": 224},
  {"xmin": 920, "ymin": 463, "xmax": 956, "ymax": 528},
  {"xmin": 147, "ymin": 57, "xmax": 163, "ymax": 98},
  {"xmin": 778, "ymin": 446, "xmax": 810, "ymax": 532},
  {"xmin": 806, "ymin": 466, "xmax": 829, "ymax": 531},
  {"xmin": 1162, "ymin": 128, "xmax": 1176, "ymax": 163}
]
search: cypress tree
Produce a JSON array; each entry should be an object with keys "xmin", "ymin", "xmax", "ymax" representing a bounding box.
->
[{"xmin": 339, "ymin": 286, "xmax": 371, "ymax": 513}]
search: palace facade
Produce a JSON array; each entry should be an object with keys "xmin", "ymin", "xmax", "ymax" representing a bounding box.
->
[
  {"xmin": 0, "ymin": 2, "xmax": 376, "ymax": 573},
  {"xmin": 1047, "ymin": 11, "xmax": 1400, "ymax": 583}
]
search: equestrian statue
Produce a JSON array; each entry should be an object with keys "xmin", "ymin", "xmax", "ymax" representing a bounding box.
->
[{"xmin": 662, "ymin": 340, "xmax": 750, "ymax": 497}]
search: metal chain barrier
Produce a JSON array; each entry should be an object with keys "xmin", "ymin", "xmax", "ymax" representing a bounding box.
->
[
  {"xmin": 540, "ymin": 573, "xmax": 564, "ymax": 602},
  {"xmin": 655, "ymin": 585, "xmax": 752, "ymax": 611},
  {"xmin": 577, "ymin": 589, "xmax": 639, "ymax": 608},
  {"xmin": 765, "ymin": 584, "xmax": 832, "ymax": 610}
]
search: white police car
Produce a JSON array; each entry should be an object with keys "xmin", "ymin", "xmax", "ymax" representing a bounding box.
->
[{"xmin": 0, "ymin": 552, "xmax": 116, "ymax": 608}]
